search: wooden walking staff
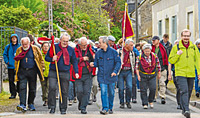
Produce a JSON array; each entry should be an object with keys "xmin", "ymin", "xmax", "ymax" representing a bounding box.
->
[
  {"xmin": 121, "ymin": 3, "xmax": 127, "ymax": 65},
  {"xmin": 51, "ymin": 33, "xmax": 63, "ymax": 103}
]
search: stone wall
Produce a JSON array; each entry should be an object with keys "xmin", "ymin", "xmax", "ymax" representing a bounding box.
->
[
  {"xmin": 0, "ymin": 56, "xmax": 8, "ymax": 93},
  {"xmin": 131, "ymin": 0, "xmax": 152, "ymax": 39}
]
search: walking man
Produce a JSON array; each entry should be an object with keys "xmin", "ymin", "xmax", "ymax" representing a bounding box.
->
[
  {"xmin": 90, "ymin": 36, "xmax": 121, "ymax": 115},
  {"xmin": 74, "ymin": 37, "xmax": 94, "ymax": 114},
  {"xmin": 40, "ymin": 42, "xmax": 50, "ymax": 106},
  {"xmin": 117, "ymin": 39, "xmax": 136, "ymax": 109},
  {"xmin": 45, "ymin": 33, "xmax": 79, "ymax": 114},
  {"xmin": 3, "ymin": 34, "xmax": 20, "ymax": 99},
  {"xmin": 151, "ymin": 36, "xmax": 168, "ymax": 104},
  {"xmin": 169, "ymin": 29, "xmax": 200, "ymax": 118},
  {"xmin": 14, "ymin": 37, "xmax": 45, "ymax": 112}
]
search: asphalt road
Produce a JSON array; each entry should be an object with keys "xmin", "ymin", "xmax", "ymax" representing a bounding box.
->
[{"xmin": 1, "ymin": 82, "xmax": 200, "ymax": 118}]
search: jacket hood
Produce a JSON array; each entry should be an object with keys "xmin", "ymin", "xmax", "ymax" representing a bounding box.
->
[{"xmin": 10, "ymin": 34, "xmax": 19, "ymax": 45}]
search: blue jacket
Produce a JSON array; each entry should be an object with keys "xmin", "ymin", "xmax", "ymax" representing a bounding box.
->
[
  {"xmin": 94, "ymin": 45, "xmax": 121, "ymax": 84},
  {"xmin": 3, "ymin": 34, "xmax": 20, "ymax": 69},
  {"xmin": 45, "ymin": 44, "xmax": 78, "ymax": 73},
  {"xmin": 133, "ymin": 47, "xmax": 140, "ymax": 57}
]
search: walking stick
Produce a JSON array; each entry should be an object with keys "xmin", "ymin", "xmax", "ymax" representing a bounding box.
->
[{"xmin": 51, "ymin": 33, "xmax": 63, "ymax": 103}]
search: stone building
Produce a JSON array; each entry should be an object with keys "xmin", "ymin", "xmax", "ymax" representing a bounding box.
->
[
  {"xmin": 151, "ymin": 0, "xmax": 199, "ymax": 44},
  {"xmin": 131, "ymin": 0, "xmax": 152, "ymax": 41}
]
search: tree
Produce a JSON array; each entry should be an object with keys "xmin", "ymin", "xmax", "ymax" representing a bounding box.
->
[
  {"xmin": 38, "ymin": 21, "xmax": 60, "ymax": 38},
  {"xmin": 0, "ymin": 5, "xmax": 39, "ymax": 34},
  {"xmin": 0, "ymin": 0, "xmax": 45, "ymax": 13}
]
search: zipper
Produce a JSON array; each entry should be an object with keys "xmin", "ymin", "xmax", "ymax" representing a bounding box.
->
[{"xmin": 186, "ymin": 49, "xmax": 188, "ymax": 58}]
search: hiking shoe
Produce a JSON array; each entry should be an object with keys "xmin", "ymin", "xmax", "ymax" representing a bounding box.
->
[
  {"xmin": 28, "ymin": 104, "xmax": 36, "ymax": 111},
  {"xmin": 161, "ymin": 98, "xmax": 166, "ymax": 104},
  {"xmin": 126, "ymin": 102, "xmax": 132, "ymax": 109},
  {"xmin": 109, "ymin": 109, "xmax": 113, "ymax": 114},
  {"xmin": 120, "ymin": 103, "xmax": 125, "ymax": 108},
  {"xmin": 17, "ymin": 104, "xmax": 27, "ymax": 113},
  {"xmin": 100, "ymin": 110, "xmax": 108, "ymax": 115},
  {"xmin": 68, "ymin": 100, "xmax": 73, "ymax": 106},
  {"xmin": 184, "ymin": 111, "xmax": 191, "ymax": 118}
]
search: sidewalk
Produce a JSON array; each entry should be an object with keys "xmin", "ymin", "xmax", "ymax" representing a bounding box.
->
[{"xmin": 167, "ymin": 80, "xmax": 200, "ymax": 109}]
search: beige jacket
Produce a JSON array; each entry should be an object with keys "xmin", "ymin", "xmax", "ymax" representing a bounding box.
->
[{"xmin": 14, "ymin": 45, "xmax": 45, "ymax": 81}]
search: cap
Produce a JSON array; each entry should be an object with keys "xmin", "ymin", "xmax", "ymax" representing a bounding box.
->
[{"xmin": 152, "ymin": 36, "xmax": 160, "ymax": 40}]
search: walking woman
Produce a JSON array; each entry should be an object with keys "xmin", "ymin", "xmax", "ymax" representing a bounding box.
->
[{"xmin": 136, "ymin": 44, "xmax": 161, "ymax": 109}]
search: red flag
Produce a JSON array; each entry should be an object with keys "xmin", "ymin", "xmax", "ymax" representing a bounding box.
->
[
  {"xmin": 122, "ymin": 4, "xmax": 134, "ymax": 39},
  {"xmin": 37, "ymin": 35, "xmax": 54, "ymax": 57},
  {"xmin": 49, "ymin": 35, "xmax": 55, "ymax": 58}
]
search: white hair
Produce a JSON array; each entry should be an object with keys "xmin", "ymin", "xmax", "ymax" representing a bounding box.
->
[
  {"xmin": 194, "ymin": 39, "xmax": 200, "ymax": 46},
  {"xmin": 99, "ymin": 36, "xmax": 108, "ymax": 44},
  {"xmin": 60, "ymin": 33, "xmax": 71, "ymax": 40},
  {"xmin": 78, "ymin": 37, "xmax": 87, "ymax": 44},
  {"xmin": 142, "ymin": 43, "xmax": 152, "ymax": 50},
  {"xmin": 21, "ymin": 37, "xmax": 30, "ymax": 44},
  {"xmin": 125, "ymin": 39, "xmax": 134, "ymax": 45}
]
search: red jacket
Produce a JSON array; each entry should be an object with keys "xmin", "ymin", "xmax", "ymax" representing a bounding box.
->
[{"xmin": 73, "ymin": 44, "xmax": 94, "ymax": 79}]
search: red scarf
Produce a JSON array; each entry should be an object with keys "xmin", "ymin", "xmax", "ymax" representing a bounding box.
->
[
  {"xmin": 76, "ymin": 45, "xmax": 93, "ymax": 72},
  {"xmin": 152, "ymin": 43, "xmax": 168, "ymax": 66},
  {"xmin": 140, "ymin": 52, "xmax": 156, "ymax": 74},
  {"xmin": 122, "ymin": 48, "xmax": 131, "ymax": 68},
  {"xmin": 43, "ymin": 50, "xmax": 47, "ymax": 55},
  {"xmin": 56, "ymin": 43, "xmax": 70, "ymax": 65},
  {"xmin": 14, "ymin": 46, "xmax": 31, "ymax": 61},
  {"xmin": 182, "ymin": 40, "xmax": 190, "ymax": 49}
]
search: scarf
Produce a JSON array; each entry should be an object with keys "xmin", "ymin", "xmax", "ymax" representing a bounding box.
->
[
  {"xmin": 76, "ymin": 44, "xmax": 93, "ymax": 72},
  {"xmin": 14, "ymin": 46, "xmax": 31, "ymax": 61},
  {"xmin": 43, "ymin": 50, "xmax": 47, "ymax": 55},
  {"xmin": 122, "ymin": 48, "xmax": 131, "ymax": 67},
  {"xmin": 182, "ymin": 40, "xmax": 190, "ymax": 49},
  {"xmin": 56, "ymin": 43, "xmax": 70, "ymax": 65},
  {"xmin": 140, "ymin": 52, "xmax": 156, "ymax": 74},
  {"xmin": 152, "ymin": 43, "xmax": 168, "ymax": 66}
]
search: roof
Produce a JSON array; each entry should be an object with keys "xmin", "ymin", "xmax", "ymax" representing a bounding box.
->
[{"xmin": 57, "ymin": 24, "xmax": 66, "ymax": 32}]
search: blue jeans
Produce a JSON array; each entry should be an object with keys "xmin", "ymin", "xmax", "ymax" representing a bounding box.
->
[
  {"xmin": 100, "ymin": 83, "xmax": 115, "ymax": 111},
  {"xmin": 195, "ymin": 70, "xmax": 200, "ymax": 93},
  {"xmin": 68, "ymin": 81, "xmax": 74, "ymax": 100},
  {"xmin": 118, "ymin": 70, "xmax": 132, "ymax": 104}
]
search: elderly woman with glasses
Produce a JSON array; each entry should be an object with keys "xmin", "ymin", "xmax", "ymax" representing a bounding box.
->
[{"xmin": 135, "ymin": 44, "xmax": 161, "ymax": 109}]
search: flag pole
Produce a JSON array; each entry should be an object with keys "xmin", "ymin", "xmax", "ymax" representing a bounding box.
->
[
  {"xmin": 121, "ymin": 3, "xmax": 127, "ymax": 65},
  {"xmin": 51, "ymin": 33, "xmax": 63, "ymax": 103}
]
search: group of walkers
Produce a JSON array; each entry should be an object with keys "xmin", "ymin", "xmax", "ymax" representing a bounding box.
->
[{"xmin": 3, "ymin": 29, "xmax": 200, "ymax": 118}]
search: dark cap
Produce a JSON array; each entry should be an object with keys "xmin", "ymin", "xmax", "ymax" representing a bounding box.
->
[{"xmin": 152, "ymin": 36, "xmax": 160, "ymax": 40}]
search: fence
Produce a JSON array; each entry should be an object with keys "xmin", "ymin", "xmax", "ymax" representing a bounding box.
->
[
  {"xmin": 0, "ymin": 26, "xmax": 28, "ymax": 56},
  {"xmin": 0, "ymin": 57, "xmax": 3, "ymax": 93}
]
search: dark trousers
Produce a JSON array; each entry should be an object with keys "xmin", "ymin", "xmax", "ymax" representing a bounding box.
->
[
  {"xmin": 18, "ymin": 67, "xmax": 37, "ymax": 106},
  {"xmin": 48, "ymin": 70, "xmax": 69, "ymax": 110},
  {"xmin": 176, "ymin": 76, "xmax": 194, "ymax": 112},
  {"xmin": 8, "ymin": 69, "xmax": 19, "ymax": 96},
  {"xmin": 75, "ymin": 74, "xmax": 92, "ymax": 110},
  {"xmin": 172, "ymin": 71, "xmax": 180, "ymax": 106},
  {"xmin": 132, "ymin": 76, "xmax": 137, "ymax": 100},
  {"xmin": 140, "ymin": 76, "xmax": 156, "ymax": 106}
]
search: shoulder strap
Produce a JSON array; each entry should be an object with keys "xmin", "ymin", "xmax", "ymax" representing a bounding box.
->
[{"xmin": 177, "ymin": 44, "xmax": 180, "ymax": 50}]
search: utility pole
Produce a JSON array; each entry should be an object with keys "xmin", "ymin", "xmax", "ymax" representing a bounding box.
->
[
  {"xmin": 135, "ymin": 0, "xmax": 139, "ymax": 43},
  {"xmin": 72, "ymin": 0, "xmax": 74, "ymax": 17},
  {"xmin": 48, "ymin": 0, "xmax": 53, "ymax": 38}
]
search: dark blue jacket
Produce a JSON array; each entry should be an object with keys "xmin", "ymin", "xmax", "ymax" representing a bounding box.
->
[
  {"xmin": 3, "ymin": 34, "xmax": 20, "ymax": 69},
  {"xmin": 45, "ymin": 44, "xmax": 78, "ymax": 73},
  {"xmin": 94, "ymin": 45, "xmax": 121, "ymax": 84}
]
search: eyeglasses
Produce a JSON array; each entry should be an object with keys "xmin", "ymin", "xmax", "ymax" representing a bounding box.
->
[
  {"xmin": 182, "ymin": 35, "xmax": 190, "ymax": 37},
  {"xmin": 80, "ymin": 44, "xmax": 87, "ymax": 47}
]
